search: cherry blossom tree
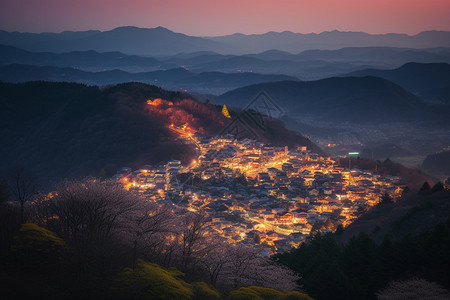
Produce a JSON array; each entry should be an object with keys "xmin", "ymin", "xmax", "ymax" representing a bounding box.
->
[
  {"xmin": 376, "ymin": 278, "xmax": 450, "ymax": 300},
  {"xmin": 217, "ymin": 244, "xmax": 300, "ymax": 291}
]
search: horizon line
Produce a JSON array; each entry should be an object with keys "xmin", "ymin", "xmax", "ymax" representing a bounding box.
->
[{"xmin": 1, "ymin": 25, "xmax": 449, "ymax": 37}]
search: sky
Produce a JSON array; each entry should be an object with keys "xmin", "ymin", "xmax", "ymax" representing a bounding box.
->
[{"xmin": 1, "ymin": 0, "xmax": 450, "ymax": 36}]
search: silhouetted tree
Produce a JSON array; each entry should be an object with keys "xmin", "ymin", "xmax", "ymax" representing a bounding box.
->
[
  {"xmin": 0, "ymin": 179, "xmax": 9, "ymax": 204},
  {"xmin": 7, "ymin": 166, "xmax": 39, "ymax": 223},
  {"xmin": 401, "ymin": 186, "xmax": 410, "ymax": 197},
  {"xmin": 418, "ymin": 181, "xmax": 431, "ymax": 195},
  {"xmin": 430, "ymin": 182, "xmax": 444, "ymax": 194},
  {"xmin": 380, "ymin": 192, "xmax": 394, "ymax": 204}
]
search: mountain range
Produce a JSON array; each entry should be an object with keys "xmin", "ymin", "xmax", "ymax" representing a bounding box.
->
[
  {"xmin": 2, "ymin": 26, "xmax": 450, "ymax": 56},
  {"xmin": 345, "ymin": 62, "xmax": 450, "ymax": 103},
  {"xmin": 2, "ymin": 43, "xmax": 450, "ymax": 80},
  {"xmin": 212, "ymin": 76, "xmax": 441, "ymax": 123},
  {"xmin": 0, "ymin": 64, "xmax": 297, "ymax": 94},
  {"xmin": 347, "ymin": 62, "xmax": 450, "ymax": 91}
]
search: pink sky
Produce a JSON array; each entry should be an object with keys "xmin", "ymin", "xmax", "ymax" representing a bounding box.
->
[{"xmin": 1, "ymin": 0, "xmax": 449, "ymax": 35}]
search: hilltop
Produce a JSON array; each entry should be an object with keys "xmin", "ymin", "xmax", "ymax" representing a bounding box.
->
[{"xmin": 0, "ymin": 81, "xmax": 318, "ymax": 188}]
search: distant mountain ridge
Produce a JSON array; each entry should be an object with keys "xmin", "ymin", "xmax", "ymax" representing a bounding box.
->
[
  {"xmin": 345, "ymin": 62, "xmax": 450, "ymax": 97},
  {"xmin": 0, "ymin": 64, "xmax": 298, "ymax": 94},
  {"xmin": 207, "ymin": 29, "xmax": 450, "ymax": 54},
  {"xmin": 1, "ymin": 26, "xmax": 450, "ymax": 56},
  {"xmin": 0, "ymin": 44, "xmax": 163, "ymax": 72},
  {"xmin": 2, "ymin": 43, "xmax": 450, "ymax": 80},
  {"xmin": 213, "ymin": 76, "xmax": 433, "ymax": 123}
]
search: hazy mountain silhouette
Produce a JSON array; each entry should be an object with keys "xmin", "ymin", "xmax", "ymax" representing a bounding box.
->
[
  {"xmin": 213, "ymin": 76, "xmax": 446, "ymax": 123},
  {"xmin": 3, "ymin": 43, "xmax": 450, "ymax": 80},
  {"xmin": 0, "ymin": 64, "xmax": 297, "ymax": 94},
  {"xmin": 0, "ymin": 27, "xmax": 231, "ymax": 56},
  {"xmin": 206, "ymin": 30, "xmax": 450, "ymax": 54},
  {"xmin": 1, "ymin": 27, "xmax": 450, "ymax": 56},
  {"xmin": 345, "ymin": 62, "xmax": 450, "ymax": 95},
  {"xmin": 0, "ymin": 44, "xmax": 163, "ymax": 72},
  {"xmin": 295, "ymin": 47, "xmax": 450, "ymax": 64}
]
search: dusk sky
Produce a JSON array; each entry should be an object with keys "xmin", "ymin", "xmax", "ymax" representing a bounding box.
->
[{"xmin": 1, "ymin": 0, "xmax": 450, "ymax": 35}]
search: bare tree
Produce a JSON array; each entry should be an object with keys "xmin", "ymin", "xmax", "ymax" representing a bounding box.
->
[
  {"xmin": 129, "ymin": 204, "xmax": 174, "ymax": 262},
  {"xmin": 7, "ymin": 166, "xmax": 39, "ymax": 223},
  {"xmin": 178, "ymin": 210, "xmax": 211, "ymax": 271},
  {"xmin": 197, "ymin": 238, "xmax": 232, "ymax": 286},
  {"xmin": 46, "ymin": 178, "xmax": 144, "ymax": 250}
]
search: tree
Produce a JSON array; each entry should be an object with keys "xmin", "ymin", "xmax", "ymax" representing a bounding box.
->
[
  {"xmin": 253, "ymin": 233, "xmax": 261, "ymax": 244},
  {"xmin": 197, "ymin": 240, "xmax": 232, "ymax": 286},
  {"xmin": 0, "ymin": 198, "xmax": 22, "ymax": 257},
  {"xmin": 42, "ymin": 179, "xmax": 148, "ymax": 257},
  {"xmin": 219, "ymin": 244, "xmax": 299, "ymax": 291},
  {"xmin": 7, "ymin": 166, "xmax": 39, "ymax": 223},
  {"xmin": 130, "ymin": 204, "xmax": 173, "ymax": 263},
  {"xmin": 376, "ymin": 278, "xmax": 450, "ymax": 300},
  {"xmin": 178, "ymin": 211, "xmax": 210, "ymax": 272},
  {"xmin": 0, "ymin": 179, "xmax": 9, "ymax": 204},
  {"xmin": 430, "ymin": 182, "xmax": 444, "ymax": 194},
  {"xmin": 380, "ymin": 192, "xmax": 394, "ymax": 205},
  {"xmin": 418, "ymin": 181, "xmax": 431, "ymax": 195}
]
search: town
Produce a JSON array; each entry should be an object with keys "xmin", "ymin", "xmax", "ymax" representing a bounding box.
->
[{"xmin": 113, "ymin": 123, "xmax": 404, "ymax": 255}]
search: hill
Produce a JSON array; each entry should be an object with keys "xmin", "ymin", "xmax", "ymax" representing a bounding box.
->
[
  {"xmin": 337, "ymin": 187, "xmax": 450, "ymax": 243},
  {"xmin": 0, "ymin": 64, "xmax": 298, "ymax": 94},
  {"xmin": 213, "ymin": 76, "xmax": 432, "ymax": 123},
  {"xmin": 346, "ymin": 62, "xmax": 450, "ymax": 95},
  {"xmin": 0, "ymin": 81, "xmax": 318, "ymax": 188}
]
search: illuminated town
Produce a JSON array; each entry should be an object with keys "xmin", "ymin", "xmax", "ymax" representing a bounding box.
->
[{"xmin": 114, "ymin": 122, "xmax": 404, "ymax": 255}]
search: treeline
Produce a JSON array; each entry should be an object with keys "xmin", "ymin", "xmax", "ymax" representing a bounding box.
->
[
  {"xmin": 0, "ymin": 178, "xmax": 312, "ymax": 300},
  {"xmin": 337, "ymin": 157, "xmax": 432, "ymax": 190},
  {"xmin": 275, "ymin": 217, "xmax": 450, "ymax": 299}
]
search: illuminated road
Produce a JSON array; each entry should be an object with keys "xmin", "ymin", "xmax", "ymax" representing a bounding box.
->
[{"xmin": 168, "ymin": 125, "xmax": 202, "ymax": 171}]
